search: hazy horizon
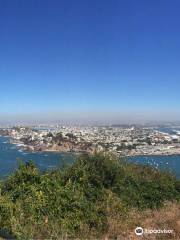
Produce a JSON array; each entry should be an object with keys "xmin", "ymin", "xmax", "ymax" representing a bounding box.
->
[{"xmin": 0, "ymin": 111, "xmax": 180, "ymax": 125}]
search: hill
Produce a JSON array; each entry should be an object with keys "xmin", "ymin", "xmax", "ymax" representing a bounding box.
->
[{"xmin": 0, "ymin": 153, "xmax": 179, "ymax": 239}]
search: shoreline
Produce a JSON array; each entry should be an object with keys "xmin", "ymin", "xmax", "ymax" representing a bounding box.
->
[
  {"xmin": 10, "ymin": 143, "xmax": 180, "ymax": 158},
  {"xmin": 0, "ymin": 135, "xmax": 180, "ymax": 179},
  {"xmin": 1, "ymin": 135, "xmax": 180, "ymax": 157}
]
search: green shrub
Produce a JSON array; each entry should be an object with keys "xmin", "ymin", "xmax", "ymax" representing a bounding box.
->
[{"xmin": 0, "ymin": 153, "xmax": 179, "ymax": 239}]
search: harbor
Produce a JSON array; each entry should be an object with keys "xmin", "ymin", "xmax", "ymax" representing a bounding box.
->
[{"xmin": 0, "ymin": 135, "xmax": 179, "ymax": 178}]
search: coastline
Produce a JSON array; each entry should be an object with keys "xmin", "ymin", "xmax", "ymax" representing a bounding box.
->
[
  {"xmin": 9, "ymin": 139, "xmax": 180, "ymax": 157},
  {"xmin": 0, "ymin": 135, "xmax": 180, "ymax": 179},
  {"xmin": 1, "ymin": 133, "xmax": 180, "ymax": 157}
]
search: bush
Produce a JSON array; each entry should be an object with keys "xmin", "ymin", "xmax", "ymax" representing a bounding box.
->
[{"xmin": 0, "ymin": 153, "xmax": 179, "ymax": 239}]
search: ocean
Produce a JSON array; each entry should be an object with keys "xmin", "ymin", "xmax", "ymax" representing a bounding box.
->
[
  {"xmin": 0, "ymin": 136, "xmax": 75, "ymax": 178},
  {"xmin": 0, "ymin": 136, "xmax": 180, "ymax": 178},
  {"xmin": 128, "ymin": 155, "xmax": 180, "ymax": 178}
]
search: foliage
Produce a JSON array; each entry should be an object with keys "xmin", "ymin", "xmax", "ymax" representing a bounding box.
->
[{"xmin": 0, "ymin": 153, "xmax": 179, "ymax": 239}]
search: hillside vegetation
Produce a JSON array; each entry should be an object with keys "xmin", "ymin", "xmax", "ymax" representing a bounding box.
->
[{"xmin": 0, "ymin": 153, "xmax": 179, "ymax": 239}]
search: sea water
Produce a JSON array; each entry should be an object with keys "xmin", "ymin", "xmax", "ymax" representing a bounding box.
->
[{"xmin": 0, "ymin": 136, "xmax": 179, "ymax": 178}]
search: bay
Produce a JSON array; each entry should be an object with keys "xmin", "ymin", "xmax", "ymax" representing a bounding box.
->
[
  {"xmin": 128, "ymin": 155, "xmax": 180, "ymax": 178},
  {"xmin": 0, "ymin": 136, "xmax": 75, "ymax": 178},
  {"xmin": 0, "ymin": 136, "xmax": 180, "ymax": 179}
]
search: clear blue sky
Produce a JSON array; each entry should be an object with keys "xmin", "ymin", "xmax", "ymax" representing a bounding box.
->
[{"xmin": 0, "ymin": 0, "xmax": 180, "ymax": 122}]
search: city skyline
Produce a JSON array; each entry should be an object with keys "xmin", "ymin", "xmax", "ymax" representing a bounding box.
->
[{"xmin": 0, "ymin": 0, "xmax": 180, "ymax": 122}]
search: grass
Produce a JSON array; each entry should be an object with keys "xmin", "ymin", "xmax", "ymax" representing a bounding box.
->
[{"xmin": 0, "ymin": 152, "xmax": 179, "ymax": 239}]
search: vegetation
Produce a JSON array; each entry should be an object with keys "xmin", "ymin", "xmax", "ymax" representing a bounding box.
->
[{"xmin": 0, "ymin": 153, "xmax": 179, "ymax": 239}]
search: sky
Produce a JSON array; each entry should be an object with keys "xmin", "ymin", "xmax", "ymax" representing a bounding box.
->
[{"xmin": 0, "ymin": 0, "xmax": 180, "ymax": 123}]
